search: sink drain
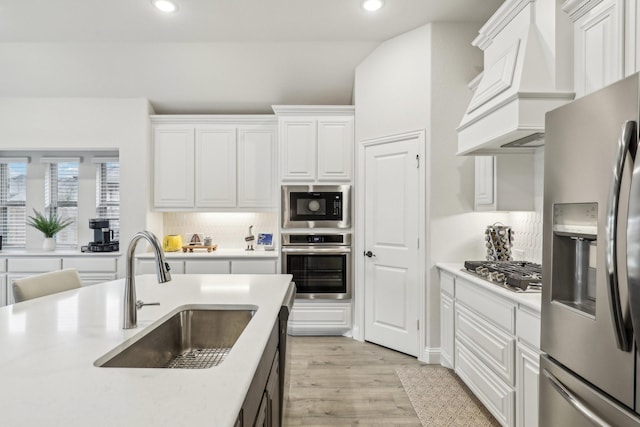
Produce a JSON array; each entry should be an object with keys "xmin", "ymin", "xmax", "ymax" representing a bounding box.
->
[{"xmin": 166, "ymin": 347, "xmax": 231, "ymax": 369}]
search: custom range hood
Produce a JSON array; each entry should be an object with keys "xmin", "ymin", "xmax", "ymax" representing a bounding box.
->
[{"xmin": 457, "ymin": 0, "xmax": 575, "ymax": 155}]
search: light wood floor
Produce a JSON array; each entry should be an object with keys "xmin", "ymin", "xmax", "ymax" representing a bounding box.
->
[{"xmin": 283, "ymin": 336, "xmax": 424, "ymax": 426}]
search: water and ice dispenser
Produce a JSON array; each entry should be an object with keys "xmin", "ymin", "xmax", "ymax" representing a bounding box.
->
[{"xmin": 551, "ymin": 203, "xmax": 598, "ymax": 316}]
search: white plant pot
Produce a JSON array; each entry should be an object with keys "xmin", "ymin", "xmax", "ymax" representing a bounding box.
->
[{"xmin": 42, "ymin": 237, "xmax": 56, "ymax": 251}]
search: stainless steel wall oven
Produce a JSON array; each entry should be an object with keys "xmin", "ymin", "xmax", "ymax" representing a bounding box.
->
[
  {"xmin": 281, "ymin": 233, "xmax": 351, "ymax": 299},
  {"xmin": 281, "ymin": 185, "xmax": 351, "ymax": 229}
]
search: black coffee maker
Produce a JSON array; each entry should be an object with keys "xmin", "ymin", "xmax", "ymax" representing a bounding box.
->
[{"xmin": 81, "ymin": 218, "xmax": 119, "ymax": 252}]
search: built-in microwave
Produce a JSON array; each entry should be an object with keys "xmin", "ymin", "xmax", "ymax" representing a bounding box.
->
[{"xmin": 281, "ymin": 185, "xmax": 351, "ymax": 229}]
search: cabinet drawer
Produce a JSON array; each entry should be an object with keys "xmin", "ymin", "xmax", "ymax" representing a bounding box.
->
[
  {"xmin": 457, "ymin": 277, "xmax": 515, "ymax": 333},
  {"xmin": 184, "ymin": 260, "xmax": 230, "ymax": 274},
  {"xmin": 137, "ymin": 260, "xmax": 185, "ymax": 275},
  {"xmin": 63, "ymin": 257, "xmax": 118, "ymax": 273},
  {"xmin": 456, "ymin": 304, "xmax": 515, "ymax": 385},
  {"xmin": 516, "ymin": 307, "xmax": 541, "ymax": 349},
  {"xmin": 288, "ymin": 301, "xmax": 351, "ymax": 335},
  {"xmin": 440, "ymin": 270, "xmax": 455, "ymax": 297},
  {"xmin": 8, "ymin": 258, "xmax": 61, "ymax": 272},
  {"xmin": 79, "ymin": 273, "xmax": 117, "ymax": 286},
  {"xmin": 455, "ymin": 342, "xmax": 515, "ymax": 427},
  {"xmin": 231, "ymin": 260, "xmax": 277, "ymax": 274}
]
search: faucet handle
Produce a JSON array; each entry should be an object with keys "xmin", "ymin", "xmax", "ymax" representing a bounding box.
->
[{"xmin": 136, "ymin": 300, "xmax": 160, "ymax": 310}]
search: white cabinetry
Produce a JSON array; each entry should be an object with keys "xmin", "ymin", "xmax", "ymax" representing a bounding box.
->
[
  {"xmin": 625, "ymin": 0, "xmax": 640, "ymax": 75},
  {"xmin": 153, "ymin": 127, "xmax": 195, "ymax": 208},
  {"xmin": 440, "ymin": 271, "xmax": 455, "ymax": 369},
  {"xmin": 3, "ymin": 255, "xmax": 119, "ymax": 306},
  {"xmin": 136, "ymin": 256, "xmax": 278, "ymax": 276},
  {"xmin": 475, "ymin": 155, "xmax": 535, "ymax": 211},
  {"xmin": 288, "ymin": 300, "xmax": 352, "ymax": 336},
  {"xmin": 565, "ymin": 0, "xmax": 624, "ymax": 98},
  {"xmin": 438, "ymin": 266, "xmax": 541, "ymax": 427},
  {"xmin": 273, "ymin": 106, "xmax": 354, "ymax": 183},
  {"xmin": 152, "ymin": 116, "xmax": 278, "ymax": 211}
]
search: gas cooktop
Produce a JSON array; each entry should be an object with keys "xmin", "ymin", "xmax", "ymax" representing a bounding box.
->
[{"xmin": 463, "ymin": 260, "xmax": 542, "ymax": 292}]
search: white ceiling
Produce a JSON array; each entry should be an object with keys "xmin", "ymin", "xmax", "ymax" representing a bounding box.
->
[{"xmin": 0, "ymin": 0, "xmax": 502, "ymax": 113}]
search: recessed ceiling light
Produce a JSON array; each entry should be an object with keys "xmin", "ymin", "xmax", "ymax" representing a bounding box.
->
[
  {"xmin": 152, "ymin": 0, "xmax": 178, "ymax": 13},
  {"xmin": 362, "ymin": 0, "xmax": 384, "ymax": 12}
]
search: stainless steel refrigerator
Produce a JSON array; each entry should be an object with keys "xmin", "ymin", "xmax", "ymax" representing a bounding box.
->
[{"xmin": 540, "ymin": 73, "xmax": 640, "ymax": 426}]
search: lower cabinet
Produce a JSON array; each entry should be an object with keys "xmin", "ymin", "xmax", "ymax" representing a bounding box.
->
[
  {"xmin": 137, "ymin": 258, "xmax": 278, "ymax": 275},
  {"xmin": 287, "ymin": 300, "xmax": 352, "ymax": 336},
  {"xmin": 439, "ymin": 268, "xmax": 541, "ymax": 427},
  {"xmin": 3, "ymin": 255, "xmax": 119, "ymax": 306},
  {"xmin": 238, "ymin": 318, "xmax": 285, "ymax": 427},
  {"xmin": 516, "ymin": 342, "xmax": 540, "ymax": 427}
]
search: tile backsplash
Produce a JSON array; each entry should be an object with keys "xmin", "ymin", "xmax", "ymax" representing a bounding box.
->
[
  {"xmin": 163, "ymin": 212, "xmax": 278, "ymax": 249},
  {"xmin": 508, "ymin": 211, "xmax": 543, "ymax": 263}
]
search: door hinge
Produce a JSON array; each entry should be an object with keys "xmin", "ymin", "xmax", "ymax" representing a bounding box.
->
[
  {"xmin": 416, "ymin": 154, "xmax": 420, "ymax": 169},
  {"xmin": 417, "ymin": 237, "xmax": 419, "ymax": 249},
  {"xmin": 417, "ymin": 319, "xmax": 420, "ymax": 330}
]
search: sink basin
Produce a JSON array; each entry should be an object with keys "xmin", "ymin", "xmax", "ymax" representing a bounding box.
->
[{"xmin": 95, "ymin": 306, "xmax": 257, "ymax": 369}]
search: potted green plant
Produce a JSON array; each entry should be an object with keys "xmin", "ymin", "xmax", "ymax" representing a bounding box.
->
[{"xmin": 26, "ymin": 209, "xmax": 73, "ymax": 251}]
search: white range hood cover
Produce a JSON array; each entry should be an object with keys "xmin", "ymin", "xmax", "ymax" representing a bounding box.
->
[{"xmin": 457, "ymin": 0, "xmax": 575, "ymax": 155}]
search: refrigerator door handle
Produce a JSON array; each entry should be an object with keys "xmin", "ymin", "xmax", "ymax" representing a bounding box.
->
[
  {"xmin": 543, "ymin": 369, "xmax": 612, "ymax": 427},
  {"xmin": 626, "ymin": 120, "xmax": 640, "ymax": 351},
  {"xmin": 606, "ymin": 120, "xmax": 636, "ymax": 352}
]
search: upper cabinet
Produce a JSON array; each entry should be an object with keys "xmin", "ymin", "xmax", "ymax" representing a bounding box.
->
[
  {"xmin": 152, "ymin": 116, "xmax": 277, "ymax": 211},
  {"xmin": 273, "ymin": 106, "xmax": 354, "ymax": 182},
  {"xmin": 564, "ymin": 0, "xmax": 624, "ymax": 98}
]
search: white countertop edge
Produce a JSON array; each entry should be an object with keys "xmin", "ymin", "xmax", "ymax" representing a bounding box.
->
[{"xmin": 436, "ymin": 262, "xmax": 541, "ymax": 312}]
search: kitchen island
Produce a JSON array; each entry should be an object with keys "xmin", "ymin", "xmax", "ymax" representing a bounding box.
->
[{"xmin": 0, "ymin": 273, "xmax": 293, "ymax": 427}]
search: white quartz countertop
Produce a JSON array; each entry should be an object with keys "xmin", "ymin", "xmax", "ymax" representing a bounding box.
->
[
  {"xmin": 437, "ymin": 262, "xmax": 541, "ymax": 312},
  {"xmin": 0, "ymin": 273, "xmax": 293, "ymax": 427},
  {"xmin": 136, "ymin": 249, "xmax": 279, "ymax": 259}
]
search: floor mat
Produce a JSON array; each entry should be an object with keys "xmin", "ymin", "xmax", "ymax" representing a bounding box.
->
[{"xmin": 396, "ymin": 365, "xmax": 501, "ymax": 426}]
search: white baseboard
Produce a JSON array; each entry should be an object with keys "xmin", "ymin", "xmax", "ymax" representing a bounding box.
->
[{"xmin": 419, "ymin": 347, "xmax": 441, "ymax": 364}]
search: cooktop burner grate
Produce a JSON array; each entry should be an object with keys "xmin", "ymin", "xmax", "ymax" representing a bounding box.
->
[{"xmin": 463, "ymin": 261, "xmax": 543, "ymax": 292}]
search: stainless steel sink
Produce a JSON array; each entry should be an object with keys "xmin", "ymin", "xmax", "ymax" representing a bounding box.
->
[{"xmin": 95, "ymin": 306, "xmax": 257, "ymax": 369}]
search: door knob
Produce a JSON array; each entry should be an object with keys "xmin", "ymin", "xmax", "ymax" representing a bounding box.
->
[{"xmin": 364, "ymin": 250, "xmax": 376, "ymax": 258}]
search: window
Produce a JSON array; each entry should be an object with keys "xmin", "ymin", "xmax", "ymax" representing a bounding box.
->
[
  {"xmin": 0, "ymin": 158, "xmax": 28, "ymax": 247},
  {"xmin": 94, "ymin": 158, "xmax": 120, "ymax": 240},
  {"xmin": 43, "ymin": 158, "xmax": 79, "ymax": 248}
]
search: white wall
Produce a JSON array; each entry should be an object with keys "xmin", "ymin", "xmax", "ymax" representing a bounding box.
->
[
  {"xmin": 355, "ymin": 25, "xmax": 431, "ymax": 140},
  {"xmin": 0, "ymin": 43, "xmax": 377, "ymax": 114},
  {"xmin": 355, "ymin": 22, "xmax": 513, "ymax": 361},
  {"xmin": 0, "ymin": 98, "xmax": 161, "ymax": 275}
]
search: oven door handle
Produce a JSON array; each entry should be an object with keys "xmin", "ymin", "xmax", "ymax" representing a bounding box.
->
[{"xmin": 281, "ymin": 247, "xmax": 351, "ymax": 254}]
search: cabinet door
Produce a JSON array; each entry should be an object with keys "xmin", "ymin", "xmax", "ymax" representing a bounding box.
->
[
  {"xmin": 237, "ymin": 125, "xmax": 277, "ymax": 208},
  {"xmin": 474, "ymin": 156, "xmax": 495, "ymax": 210},
  {"xmin": 195, "ymin": 126, "xmax": 237, "ymax": 208},
  {"xmin": 626, "ymin": 0, "xmax": 640, "ymax": 76},
  {"xmin": 279, "ymin": 118, "xmax": 316, "ymax": 181},
  {"xmin": 317, "ymin": 117, "xmax": 353, "ymax": 181},
  {"xmin": 231, "ymin": 260, "xmax": 277, "ymax": 274},
  {"xmin": 266, "ymin": 353, "xmax": 280, "ymax": 427},
  {"xmin": 516, "ymin": 343, "xmax": 540, "ymax": 427},
  {"xmin": 574, "ymin": 0, "xmax": 623, "ymax": 98},
  {"xmin": 440, "ymin": 292, "xmax": 455, "ymax": 369},
  {"xmin": 0, "ymin": 275, "xmax": 7, "ymax": 307},
  {"xmin": 153, "ymin": 127, "xmax": 195, "ymax": 208},
  {"xmin": 184, "ymin": 260, "xmax": 231, "ymax": 274}
]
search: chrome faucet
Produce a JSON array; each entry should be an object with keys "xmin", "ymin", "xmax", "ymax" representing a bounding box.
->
[{"xmin": 123, "ymin": 231, "xmax": 172, "ymax": 329}]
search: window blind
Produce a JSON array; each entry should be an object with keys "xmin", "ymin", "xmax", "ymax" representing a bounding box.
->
[
  {"xmin": 0, "ymin": 158, "xmax": 28, "ymax": 247},
  {"xmin": 94, "ymin": 158, "xmax": 120, "ymax": 241},
  {"xmin": 44, "ymin": 159, "xmax": 79, "ymax": 248}
]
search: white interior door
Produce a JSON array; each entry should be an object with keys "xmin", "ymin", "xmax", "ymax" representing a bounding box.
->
[{"xmin": 363, "ymin": 136, "xmax": 420, "ymax": 356}]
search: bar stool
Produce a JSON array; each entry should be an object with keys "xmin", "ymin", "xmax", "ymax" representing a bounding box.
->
[{"xmin": 12, "ymin": 268, "xmax": 82, "ymax": 303}]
